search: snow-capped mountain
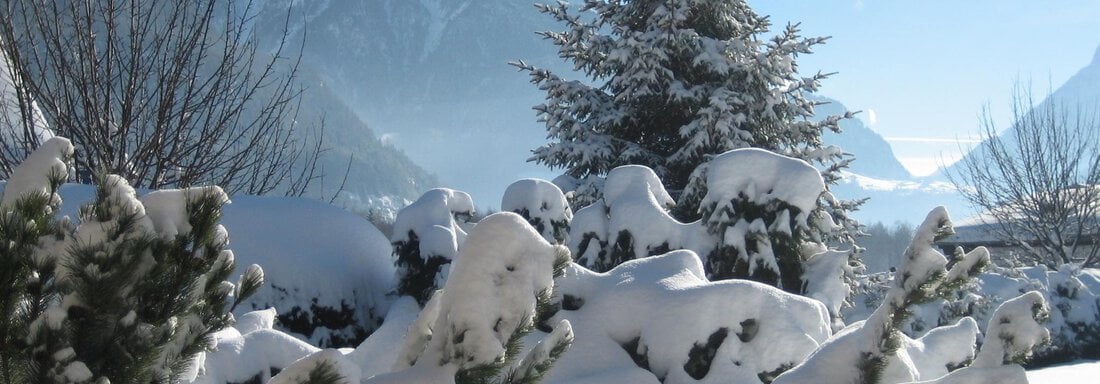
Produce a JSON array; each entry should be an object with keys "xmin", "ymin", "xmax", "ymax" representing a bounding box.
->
[
  {"xmin": 937, "ymin": 44, "xmax": 1100, "ymax": 182},
  {"xmin": 816, "ymin": 98, "xmax": 971, "ymax": 225}
]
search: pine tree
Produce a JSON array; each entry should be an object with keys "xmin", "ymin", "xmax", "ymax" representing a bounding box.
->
[
  {"xmin": 0, "ymin": 137, "xmax": 75, "ymax": 383},
  {"xmin": 0, "ymin": 137, "xmax": 264, "ymax": 383},
  {"xmin": 513, "ymin": 0, "xmax": 857, "ymax": 228}
]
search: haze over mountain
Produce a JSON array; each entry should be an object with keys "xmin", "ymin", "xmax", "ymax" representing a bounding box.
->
[
  {"xmin": 254, "ymin": 0, "xmax": 568, "ymax": 208},
  {"xmin": 250, "ymin": 1, "xmax": 1099, "ymax": 227},
  {"xmin": 936, "ymin": 45, "xmax": 1100, "ymax": 183}
]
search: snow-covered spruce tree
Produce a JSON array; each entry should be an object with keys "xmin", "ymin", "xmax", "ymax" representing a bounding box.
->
[
  {"xmin": 0, "ymin": 137, "xmax": 74, "ymax": 383},
  {"xmin": 513, "ymin": 0, "xmax": 859, "ymax": 233},
  {"xmin": 391, "ymin": 188, "xmax": 475, "ymax": 305},
  {"xmin": 502, "ymin": 179, "xmax": 573, "ymax": 245},
  {"xmin": 376, "ymin": 212, "xmax": 573, "ymax": 384},
  {"xmin": 774, "ymin": 207, "xmax": 1050, "ymax": 384}
]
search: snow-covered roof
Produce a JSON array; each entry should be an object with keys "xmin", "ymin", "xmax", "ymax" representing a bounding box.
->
[{"xmin": 939, "ymin": 185, "xmax": 1100, "ymax": 246}]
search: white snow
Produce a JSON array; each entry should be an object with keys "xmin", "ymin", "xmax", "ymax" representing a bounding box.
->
[
  {"xmin": 417, "ymin": 212, "xmax": 564, "ymax": 368},
  {"xmin": 220, "ymin": 194, "xmax": 396, "ymax": 346},
  {"xmin": 269, "ymin": 349, "xmax": 361, "ymax": 384},
  {"xmin": 1026, "ymin": 360, "xmax": 1100, "ymax": 383},
  {"xmin": 193, "ymin": 317, "xmax": 321, "ymax": 384},
  {"xmin": 501, "ymin": 178, "xmax": 573, "ymax": 243},
  {"xmin": 391, "ymin": 187, "xmax": 474, "ymax": 261},
  {"xmin": 0, "ymin": 136, "xmax": 71, "ymax": 207},
  {"xmin": 547, "ymin": 250, "xmax": 831, "ymax": 383},
  {"xmin": 140, "ymin": 186, "xmax": 229, "ymax": 239},
  {"xmin": 702, "ymin": 148, "xmax": 824, "ymax": 223}
]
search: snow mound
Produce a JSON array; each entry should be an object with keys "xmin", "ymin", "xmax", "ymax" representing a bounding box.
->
[
  {"xmin": 217, "ymin": 195, "xmax": 396, "ymax": 348},
  {"xmin": 568, "ymin": 164, "xmax": 711, "ymax": 271},
  {"xmin": 547, "ymin": 250, "xmax": 831, "ymax": 383},
  {"xmin": 192, "ymin": 309, "xmax": 321, "ymax": 384},
  {"xmin": 502, "ymin": 178, "xmax": 573, "ymax": 243},
  {"xmin": 141, "ymin": 186, "xmax": 229, "ymax": 239},
  {"xmin": 702, "ymin": 148, "xmax": 824, "ymax": 228},
  {"xmin": 603, "ymin": 165, "xmax": 674, "ymax": 208},
  {"xmin": 391, "ymin": 187, "xmax": 474, "ymax": 253},
  {"xmin": 0, "ymin": 137, "xmax": 71, "ymax": 207}
]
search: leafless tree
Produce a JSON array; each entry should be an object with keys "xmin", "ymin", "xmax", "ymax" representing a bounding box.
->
[
  {"xmin": 948, "ymin": 86, "xmax": 1100, "ymax": 268},
  {"xmin": 0, "ymin": 0, "xmax": 325, "ymax": 196}
]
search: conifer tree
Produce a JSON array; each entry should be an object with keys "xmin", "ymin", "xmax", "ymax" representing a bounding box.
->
[
  {"xmin": 513, "ymin": 0, "xmax": 858, "ymax": 232},
  {"xmin": 0, "ymin": 137, "xmax": 75, "ymax": 383},
  {"xmin": 0, "ymin": 137, "xmax": 264, "ymax": 383}
]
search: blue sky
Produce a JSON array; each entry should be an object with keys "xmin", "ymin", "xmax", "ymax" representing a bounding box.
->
[{"xmin": 749, "ymin": 1, "xmax": 1100, "ymax": 176}]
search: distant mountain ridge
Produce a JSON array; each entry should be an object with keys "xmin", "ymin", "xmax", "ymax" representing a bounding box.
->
[
  {"xmin": 937, "ymin": 44, "xmax": 1100, "ymax": 181},
  {"xmin": 817, "ymin": 98, "xmax": 911, "ymax": 180}
]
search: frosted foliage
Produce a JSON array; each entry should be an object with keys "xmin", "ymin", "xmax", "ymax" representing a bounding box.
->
[
  {"xmin": 419, "ymin": 212, "xmax": 561, "ymax": 368},
  {"xmin": 392, "ymin": 188, "xmax": 474, "ymax": 259},
  {"xmin": 701, "ymin": 148, "xmax": 825, "ymax": 227},
  {"xmin": 1, "ymin": 136, "xmax": 71, "ymax": 207},
  {"xmin": 802, "ymin": 246, "xmax": 853, "ymax": 317},
  {"xmin": 971, "ymin": 291, "xmax": 1050, "ymax": 368},
  {"xmin": 512, "ymin": 319, "xmax": 574, "ymax": 381},
  {"xmin": 773, "ymin": 317, "xmax": 980, "ymax": 383},
  {"xmin": 566, "ymin": 200, "xmax": 608, "ymax": 263},
  {"xmin": 607, "ymin": 176, "xmax": 707, "ymax": 260},
  {"xmin": 502, "ymin": 178, "xmax": 574, "ymax": 243},
  {"xmin": 140, "ymin": 186, "xmax": 229, "ymax": 239},
  {"xmin": 546, "ymin": 251, "xmax": 831, "ymax": 383},
  {"xmin": 775, "ymin": 207, "xmax": 1020, "ymax": 384},
  {"xmin": 73, "ymin": 175, "xmax": 154, "ymax": 246}
]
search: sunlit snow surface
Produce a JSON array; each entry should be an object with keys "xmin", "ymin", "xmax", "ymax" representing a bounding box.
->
[{"xmin": 1026, "ymin": 359, "xmax": 1100, "ymax": 383}]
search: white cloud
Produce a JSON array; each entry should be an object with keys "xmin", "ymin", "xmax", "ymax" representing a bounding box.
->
[{"xmin": 866, "ymin": 108, "xmax": 877, "ymax": 126}]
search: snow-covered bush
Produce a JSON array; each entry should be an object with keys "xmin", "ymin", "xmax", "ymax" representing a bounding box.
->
[
  {"xmin": 381, "ymin": 212, "xmax": 572, "ymax": 384},
  {"xmin": 191, "ymin": 308, "xmax": 320, "ymax": 383},
  {"xmin": 0, "ymin": 137, "xmax": 263, "ymax": 383},
  {"xmin": 502, "ymin": 178, "xmax": 572, "ymax": 244},
  {"xmin": 700, "ymin": 149, "xmax": 856, "ymax": 314},
  {"xmin": 861, "ymin": 263, "xmax": 1100, "ymax": 366},
  {"xmin": 564, "ymin": 152, "xmax": 854, "ymax": 319},
  {"xmin": 775, "ymin": 207, "xmax": 1050, "ymax": 384},
  {"xmin": 222, "ymin": 195, "xmax": 397, "ymax": 348},
  {"xmin": 565, "ymin": 165, "xmax": 709, "ymax": 272},
  {"xmin": 261, "ymin": 212, "xmax": 573, "ymax": 384},
  {"xmin": 391, "ymin": 188, "xmax": 475, "ymax": 304},
  {"xmin": 546, "ymin": 250, "xmax": 831, "ymax": 383}
]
